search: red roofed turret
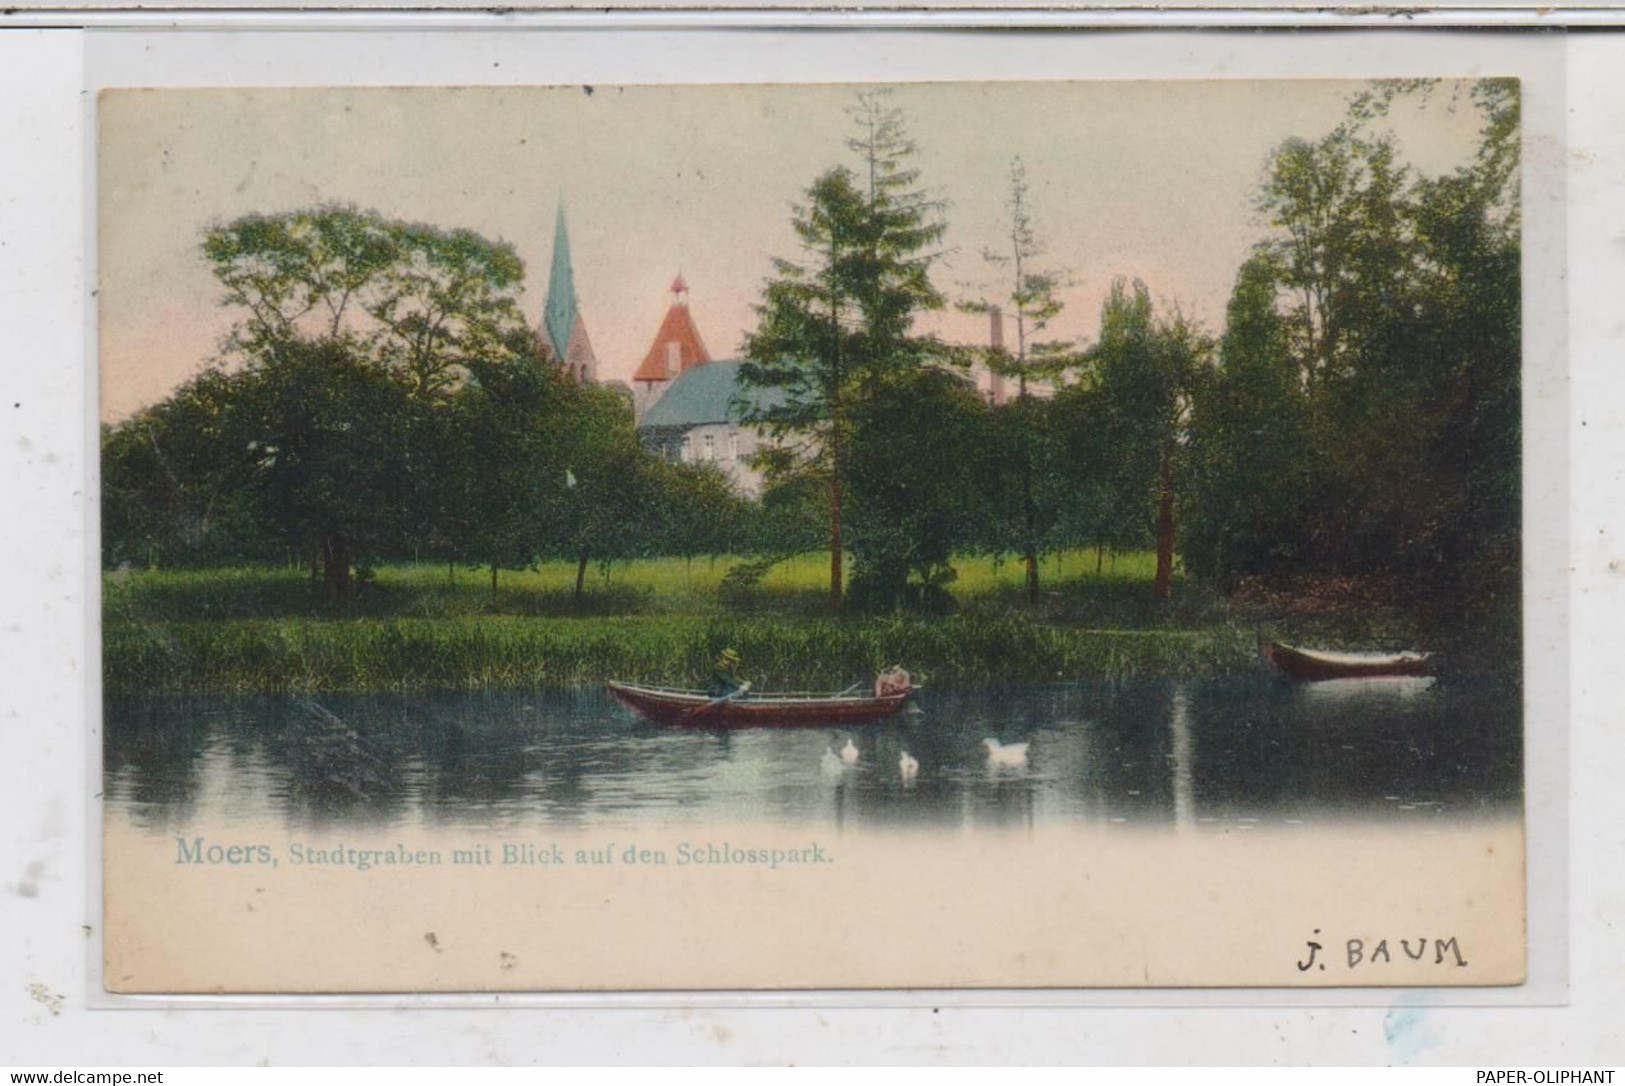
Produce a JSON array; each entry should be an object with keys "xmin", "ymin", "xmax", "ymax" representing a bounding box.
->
[{"xmin": 632, "ymin": 275, "xmax": 712, "ymax": 384}]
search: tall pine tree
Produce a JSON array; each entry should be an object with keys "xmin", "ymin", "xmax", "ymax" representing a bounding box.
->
[
  {"xmin": 741, "ymin": 91, "xmax": 947, "ymax": 608},
  {"xmin": 962, "ymin": 156, "xmax": 1075, "ymax": 602}
]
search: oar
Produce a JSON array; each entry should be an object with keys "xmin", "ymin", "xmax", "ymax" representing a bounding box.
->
[{"xmin": 680, "ymin": 681, "xmax": 752, "ymax": 724}]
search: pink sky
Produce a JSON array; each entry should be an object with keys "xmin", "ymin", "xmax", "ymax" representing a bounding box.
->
[{"xmin": 98, "ymin": 80, "xmax": 1490, "ymax": 421}]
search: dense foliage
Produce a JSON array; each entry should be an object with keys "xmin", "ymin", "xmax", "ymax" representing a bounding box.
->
[
  {"xmin": 105, "ymin": 82, "xmax": 1521, "ymax": 648},
  {"xmin": 103, "ymin": 206, "xmax": 753, "ymax": 600},
  {"xmin": 740, "ymin": 89, "xmax": 950, "ymax": 608},
  {"xmin": 1183, "ymin": 79, "xmax": 1521, "ymax": 619}
]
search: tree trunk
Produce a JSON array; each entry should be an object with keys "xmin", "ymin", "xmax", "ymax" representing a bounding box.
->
[
  {"xmin": 1023, "ymin": 451, "xmax": 1039, "ymax": 604},
  {"xmin": 829, "ymin": 426, "xmax": 844, "ymax": 610},
  {"xmin": 828, "ymin": 261, "xmax": 845, "ymax": 612},
  {"xmin": 574, "ymin": 552, "xmax": 589, "ymax": 605},
  {"xmin": 311, "ymin": 542, "xmax": 321, "ymax": 587},
  {"xmin": 490, "ymin": 561, "xmax": 498, "ymax": 601},
  {"xmin": 322, "ymin": 533, "xmax": 352, "ymax": 601},
  {"xmin": 1154, "ymin": 444, "xmax": 1175, "ymax": 601},
  {"xmin": 1017, "ymin": 375, "xmax": 1039, "ymax": 604},
  {"xmin": 1096, "ymin": 545, "xmax": 1104, "ymax": 577}
]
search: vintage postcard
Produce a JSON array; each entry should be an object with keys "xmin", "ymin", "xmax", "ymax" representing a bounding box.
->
[{"xmin": 98, "ymin": 79, "xmax": 1525, "ymax": 992}]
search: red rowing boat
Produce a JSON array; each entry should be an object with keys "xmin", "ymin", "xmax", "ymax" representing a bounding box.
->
[
  {"xmin": 1261, "ymin": 639, "xmax": 1431, "ymax": 681},
  {"xmin": 607, "ymin": 679, "xmax": 912, "ymax": 728}
]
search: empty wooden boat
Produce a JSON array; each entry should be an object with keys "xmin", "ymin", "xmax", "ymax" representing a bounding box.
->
[{"xmin": 1261, "ymin": 639, "xmax": 1431, "ymax": 681}]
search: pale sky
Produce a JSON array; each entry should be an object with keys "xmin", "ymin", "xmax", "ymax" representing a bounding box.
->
[{"xmin": 97, "ymin": 80, "xmax": 1491, "ymax": 421}]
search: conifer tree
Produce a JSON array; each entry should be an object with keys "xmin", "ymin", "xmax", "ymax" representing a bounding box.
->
[
  {"xmin": 741, "ymin": 91, "xmax": 947, "ymax": 608},
  {"xmin": 962, "ymin": 157, "xmax": 1075, "ymax": 603}
]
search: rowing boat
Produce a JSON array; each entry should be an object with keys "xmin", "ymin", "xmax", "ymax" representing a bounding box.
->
[
  {"xmin": 1260, "ymin": 638, "xmax": 1431, "ymax": 681},
  {"xmin": 606, "ymin": 680, "xmax": 912, "ymax": 728}
]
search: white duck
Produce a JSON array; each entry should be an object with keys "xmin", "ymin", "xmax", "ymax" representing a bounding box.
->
[
  {"xmin": 898, "ymin": 751, "xmax": 920, "ymax": 781},
  {"xmin": 983, "ymin": 737, "xmax": 1030, "ymax": 768},
  {"xmin": 839, "ymin": 738, "xmax": 861, "ymax": 765}
]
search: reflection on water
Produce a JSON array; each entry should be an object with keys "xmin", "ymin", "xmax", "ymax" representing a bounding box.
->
[
  {"xmin": 1170, "ymin": 687, "xmax": 1194, "ymax": 831},
  {"xmin": 103, "ymin": 677, "xmax": 1521, "ymax": 834}
]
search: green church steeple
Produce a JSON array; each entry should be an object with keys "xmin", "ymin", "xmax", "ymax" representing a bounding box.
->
[{"xmin": 543, "ymin": 201, "xmax": 577, "ymax": 362}]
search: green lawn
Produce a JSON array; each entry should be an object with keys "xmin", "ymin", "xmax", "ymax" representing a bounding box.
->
[
  {"xmin": 102, "ymin": 550, "xmax": 1257, "ymax": 694},
  {"xmin": 105, "ymin": 549, "xmax": 1175, "ymax": 620}
]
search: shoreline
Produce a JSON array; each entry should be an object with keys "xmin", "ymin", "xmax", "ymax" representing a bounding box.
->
[
  {"xmin": 102, "ymin": 613, "xmax": 1261, "ymax": 696},
  {"xmin": 96, "ymin": 557, "xmax": 1501, "ymax": 697}
]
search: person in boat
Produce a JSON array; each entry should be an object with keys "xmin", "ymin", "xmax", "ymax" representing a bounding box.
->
[
  {"xmin": 874, "ymin": 666, "xmax": 912, "ymax": 698},
  {"xmin": 706, "ymin": 647, "xmax": 748, "ymax": 699}
]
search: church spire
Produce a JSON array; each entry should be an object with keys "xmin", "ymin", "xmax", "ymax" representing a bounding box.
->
[{"xmin": 542, "ymin": 201, "xmax": 578, "ymax": 362}]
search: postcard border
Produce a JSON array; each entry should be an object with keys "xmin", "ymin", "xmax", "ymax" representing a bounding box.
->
[{"xmin": 79, "ymin": 24, "xmax": 1569, "ymax": 1010}]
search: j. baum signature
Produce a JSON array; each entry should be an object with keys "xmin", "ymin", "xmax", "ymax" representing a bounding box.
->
[{"xmin": 1296, "ymin": 928, "xmax": 1469, "ymax": 972}]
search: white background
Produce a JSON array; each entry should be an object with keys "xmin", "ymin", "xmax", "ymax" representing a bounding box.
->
[{"xmin": 1, "ymin": 23, "xmax": 1620, "ymax": 1065}]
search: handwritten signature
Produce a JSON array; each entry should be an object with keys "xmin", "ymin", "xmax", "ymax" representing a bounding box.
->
[{"xmin": 1297, "ymin": 929, "xmax": 1468, "ymax": 972}]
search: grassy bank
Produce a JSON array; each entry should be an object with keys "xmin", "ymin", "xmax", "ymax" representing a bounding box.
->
[
  {"xmin": 100, "ymin": 551, "xmax": 1356, "ymax": 695},
  {"xmin": 103, "ymin": 613, "xmax": 1257, "ymax": 695}
]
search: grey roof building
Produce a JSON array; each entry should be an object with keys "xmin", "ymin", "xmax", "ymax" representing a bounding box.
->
[{"xmin": 635, "ymin": 359, "xmax": 787, "ymax": 498}]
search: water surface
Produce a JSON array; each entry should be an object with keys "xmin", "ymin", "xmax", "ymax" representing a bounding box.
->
[{"xmin": 104, "ymin": 677, "xmax": 1521, "ymax": 834}]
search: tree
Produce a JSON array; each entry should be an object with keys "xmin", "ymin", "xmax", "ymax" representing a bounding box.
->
[
  {"xmin": 845, "ymin": 368, "xmax": 998, "ymax": 611},
  {"xmin": 1192, "ymin": 77, "xmax": 1521, "ymax": 604},
  {"xmin": 741, "ymin": 169, "xmax": 867, "ymax": 610},
  {"xmin": 1252, "ymin": 130, "xmax": 1363, "ymax": 394},
  {"xmin": 230, "ymin": 338, "xmax": 413, "ymax": 600},
  {"xmin": 1182, "ymin": 252, "xmax": 1314, "ymax": 585},
  {"xmin": 660, "ymin": 462, "xmax": 751, "ymax": 574},
  {"xmin": 203, "ymin": 206, "xmax": 398, "ymax": 353},
  {"xmin": 448, "ymin": 338, "xmax": 574, "ymax": 600},
  {"xmin": 1081, "ymin": 279, "xmax": 1210, "ymax": 600},
  {"xmin": 745, "ymin": 473, "xmax": 828, "ymax": 559},
  {"xmin": 550, "ymin": 384, "xmax": 666, "ymax": 605},
  {"xmin": 198, "ymin": 205, "xmax": 535, "ymax": 595},
  {"xmin": 741, "ymin": 94, "xmax": 948, "ymax": 608},
  {"xmin": 101, "ymin": 368, "xmax": 266, "ymax": 568},
  {"xmin": 844, "ymin": 89, "xmax": 949, "ymax": 321},
  {"xmin": 961, "ymin": 156, "xmax": 1076, "ymax": 602},
  {"xmin": 366, "ymin": 221, "xmax": 530, "ymax": 400},
  {"xmin": 1387, "ymin": 79, "xmax": 1520, "ymax": 611}
]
